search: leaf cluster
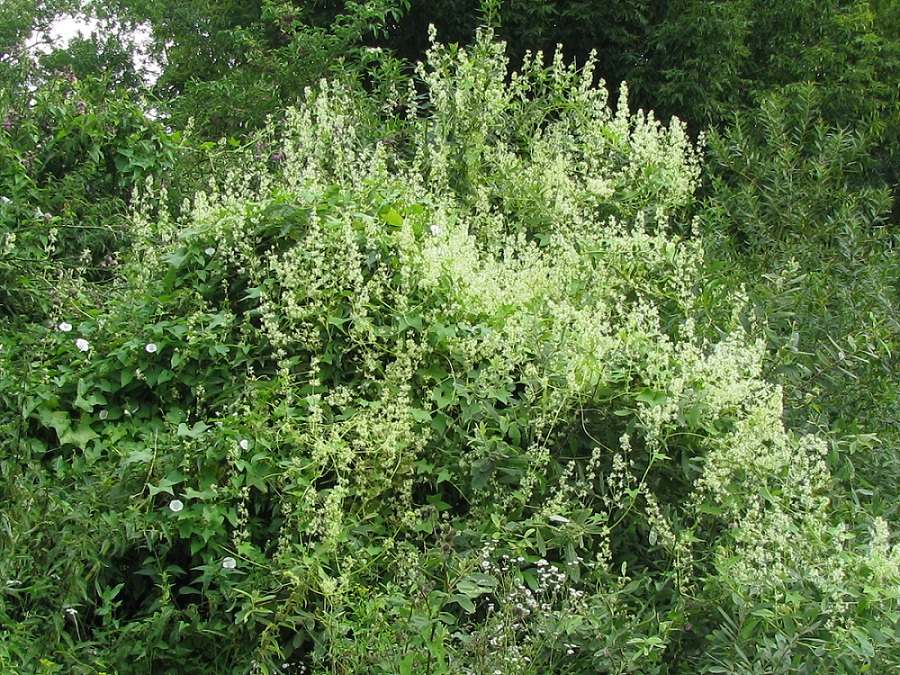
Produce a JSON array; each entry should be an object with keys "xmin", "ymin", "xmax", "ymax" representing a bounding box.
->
[
  {"xmin": 3, "ymin": 29, "xmax": 900, "ymax": 674},
  {"xmin": 0, "ymin": 71, "xmax": 178, "ymax": 320}
]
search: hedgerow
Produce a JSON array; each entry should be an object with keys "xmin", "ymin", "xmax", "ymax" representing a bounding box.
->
[{"xmin": 2, "ymin": 29, "xmax": 898, "ymax": 674}]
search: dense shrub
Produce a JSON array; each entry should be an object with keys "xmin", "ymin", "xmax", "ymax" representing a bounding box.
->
[
  {"xmin": 2, "ymin": 30, "xmax": 899, "ymax": 674},
  {"xmin": 0, "ymin": 72, "xmax": 177, "ymax": 320},
  {"xmin": 698, "ymin": 83, "xmax": 900, "ymax": 513}
]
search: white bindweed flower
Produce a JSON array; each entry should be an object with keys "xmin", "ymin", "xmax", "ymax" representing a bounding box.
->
[
  {"xmin": 204, "ymin": 247, "xmax": 216, "ymax": 256},
  {"xmin": 58, "ymin": 321, "xmax": 72, "ymax": 332},
  {"xmin": 222, "ymin": 557, "xmax": 237, "ymax": 569},
  {"xmin": 239, "ymin": 439, "xmax": 249, "ymax": 451},
  {"xmin": 168, "ymin": 499, "xmax": 184, "ymax": 513},
  {"xmin": 75, "ymin": 338, "xmax": 90, "ymax": 352},
  {"xmin": 145, "ymin": 342, "xmax": 158, "ymax": 353},
  {"xmin": 98, "ymin": 410, "xmax": 108, "ymax": 420}
]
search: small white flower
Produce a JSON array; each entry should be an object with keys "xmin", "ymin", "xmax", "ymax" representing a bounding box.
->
[
  {"xmin": 75, "ymin": 338, "xmax": 90, "ymax": 352},
  {"xmin": 222, "ymin": 556, "xmax": 237, "ymax": 569},
  {"xmin": 168, "ymin": 499, "xmax": 184, "ymax": 513},
  {"xmin": 145, "ymin": 342, "xmax": 158, "ymax": 353},
  {"xmin": 98, "ymin": 410, "xmax": 108, "ymax": 420},
  {"xmin": 204, "ymin": 247, "xmax": 216, "ymax": 256},
  {"xmin": 0, "ymin": 196, "xmax": 10, "ymax": 204},
  {"xmin": 239, "ymin": 439, "xmax": 249, "ymax": 451},
  {"xmin": 58, "ymin": 321, "xmax": 73, "ymax": 332},
  {"xmin": 430, "ymin": 224, "xmax": 441, "ymax": 236}
]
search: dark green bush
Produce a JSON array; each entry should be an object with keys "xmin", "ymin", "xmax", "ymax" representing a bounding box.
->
[{"xmin": 0, "ymin": 73, "xmax": 177, "ymax": 320}]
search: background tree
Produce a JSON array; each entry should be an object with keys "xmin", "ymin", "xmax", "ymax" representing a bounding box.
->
[
  {"xmin": 0, "ymin": 1, "xmax": 178, "ymax": 321},
  {"xmin": 37, "ymin": 30, "xmax": 146, "ymax": 92},
  {"xmin": 0, "ymin": 0, "xmax": 82, "ymax": 92},
  {"xmin": 98, "ymin": 0, "xmax": 410, "ymax": 138}
]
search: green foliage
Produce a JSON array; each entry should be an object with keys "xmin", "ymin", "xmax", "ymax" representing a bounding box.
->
[
  {"xmin": 698, "ymin": 83, "xmax": 900, "ymax": 503},
  {"xmin": 387, "ymin": 0, "xmax": 900, "ymax": 222},
  {"xmin": 38, "ymin": 31, "xmax": 146, "ymax": 91},
  {"xmin": 3, "ymin": 27, "xmax": 900, "ymax": 675},
  {"xmin": 389, "ymin": 0, "xmax": 655, "ymax": 96},
  {"xmin": 0, "ymin": 0, "xmax": 83, "ymax": 93},
  {"xmin": 100, "ymin": 0, "xmax": 410, "ymax": 138},
  {"xmin": 628, "ymin": 0, "xmax": 753, "ymax": 127},
  {"xmin": 0, "ymin": 71, "xmax": 178, "ymax": 320},
  {"xmin": 702, "ymin": 83, "xmax": 890, "ymax": 258}
]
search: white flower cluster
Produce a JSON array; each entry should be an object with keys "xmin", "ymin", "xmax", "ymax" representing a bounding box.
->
[{"xmin": 124, "ymin": 27, "xmax": 900, "ymax": 658}]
